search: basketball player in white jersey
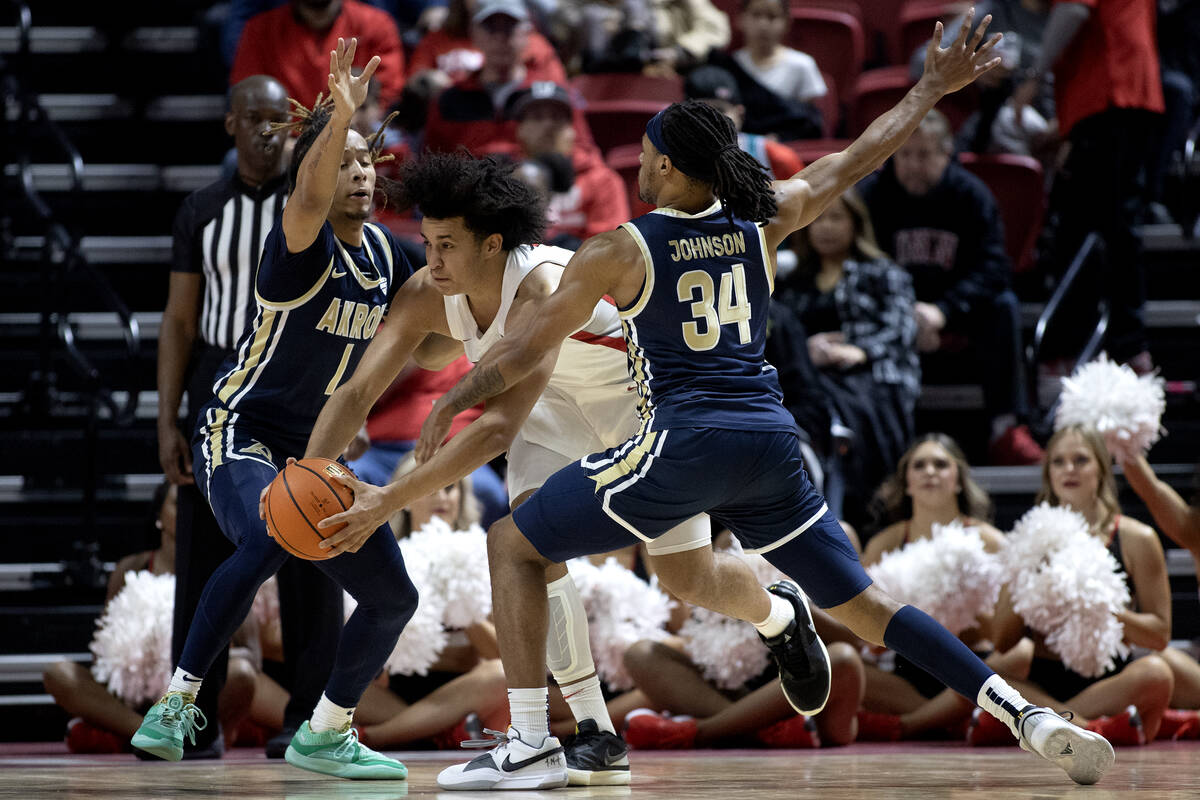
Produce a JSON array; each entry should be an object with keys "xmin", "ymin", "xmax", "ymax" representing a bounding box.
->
[{"xmin": 301, "ymin": 152, "xmax": 828, "ymax": 786}]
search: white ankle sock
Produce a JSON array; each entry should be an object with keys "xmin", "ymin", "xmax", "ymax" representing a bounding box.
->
[
  {"xmin": 753, "ymin": 593, "xmax": 795, "ymax": 638},
  {"xmin": 976, "ymin": 674, "xmax": 1033, "ymax": 738},
  {"xmin": 167, "ymin": 667, "xmax": 203, "ymax": 698},
  {"xmin": 560, "ymin": 676, "xmax": 614, "ymax": 734},
  {"xmin": 310, "ymin": 693, "xmax": 355, "ymax": 733},
  {"xmin": 508, "ymin": 687, "xmax": 550, "ymax": 742}
]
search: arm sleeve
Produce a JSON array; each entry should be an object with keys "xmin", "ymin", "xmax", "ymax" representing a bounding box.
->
[
  {"xmin": 936, "ymin": 185, "xmax": 1011, "ymax": 321},
  {"xmin": 847, "ymin": 261, "xmax": 917, "ymax": 364},
  {"xmin": 255, "ymin": 222, "xmax": 337, "ymax": 305},
  {"xmin": 171, "ymin": 197, "xmax": 203, "ymax": 275}
]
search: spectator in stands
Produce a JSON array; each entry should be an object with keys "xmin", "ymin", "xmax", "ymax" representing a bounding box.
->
[
  {"xmin": 42, "ymin": 483, "xmax": 261, "ymax": 754},
  {"xmin": 643, "ymin": 0, "xmax": 731, "ymax": 77},
  {"xmin": 408, "ymin": 0, "xmax": 565, "ymax": 85},
  {"xmin": 909, "ymin": 0, "xmax": 1055, "ymax": 158},
  {"xmin": 858, "ymin": 109, "xmax": 1042, "ymax": 466},
  {"xmin": 683, "ymin": 65, "xmax": 804, "ymax": 179},
  {"xmin": 551, "ymin": 0, "xmax": 657, "ymax": 74},
  {"xmin": 160, "ymin": 75, "xmax": 342, "ymax": 760},
  {"xmin": 230, "ymin": 0, "xmax": 406, "ymax": 108},
  {"xmin": 1014, "ymin": 0, "xmax": 1164, "ymax": 374},
  {"xmin": 775, "ymin": 189, "xmax": 920, "ymax": 524},
  {"xmin": 423, "ymin": 0, "xmax": 595, "ymax": 155},
  {"xmin": 710, "ymin": 0, "xmax": 824, "ymax": 140},
  {"xmin": 495, "ymin": 82, "xmax": 629, "ymax": 248}
]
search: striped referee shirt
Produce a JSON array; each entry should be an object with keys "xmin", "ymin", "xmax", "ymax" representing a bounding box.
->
[{"xmin": 171, "ymin": 173, "xmax": 288, "ymax": 350}]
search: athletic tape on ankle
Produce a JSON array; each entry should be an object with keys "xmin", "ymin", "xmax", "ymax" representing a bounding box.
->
[{"xmin": 545, "ymin": 574, "xmax": 596, "ymax": 684}]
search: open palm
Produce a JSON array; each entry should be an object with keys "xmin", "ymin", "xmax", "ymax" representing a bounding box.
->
[
  {"xmin": 327, "ymin": 37, "xmax": 381, "ymax": 118},
  {"xmin": 922, "ymin": 8, "xmax": 1003, "ymax": 96}
]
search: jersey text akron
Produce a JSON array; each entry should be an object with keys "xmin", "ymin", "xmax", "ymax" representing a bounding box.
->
[{"xmin": 313, "ymin": 298, "xmax": 386, "ymax": 340}]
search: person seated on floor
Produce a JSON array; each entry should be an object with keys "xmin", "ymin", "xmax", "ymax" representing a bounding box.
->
[
  {"xmin": 620, "ymin": 533, "xmax": 865, "ymax": 750},
  {"xmin": 853, "ymin": 434, "xmax": 1021, "ymax": 741},
  {"xmin": 708, "ymin": 0, "xmax": 825, "ymax": 140},
  {"xmin": 987, "ymin": 425, "xmax": 1180, "ymax": 745},
  {"xmin": 774, "ymin": 188, "xmax": 920, "ymax": 526},
  {"xmin": 42, "ymin": 483, "xmax": 273, "ymax": 754},
  {"xmin": 857, "ymin": 109, "xmax": 1042, "ymax": 466}
]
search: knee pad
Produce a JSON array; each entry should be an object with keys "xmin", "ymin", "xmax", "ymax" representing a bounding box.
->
[{"xmin": 545, "ymin": 573, "xmax": 595, "ymax": 685}]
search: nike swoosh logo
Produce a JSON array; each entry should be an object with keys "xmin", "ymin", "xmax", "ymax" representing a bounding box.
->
[
  {"xmin": 501, "ymin": 747, "xmax": 563, "ymax": 772},
  {"xmin": 182, "ymin": 676, "xmax": 201, "ymax": 683},
  {"xmin": 332, "ymin": 267, "xmax": 348, "ymax": 278}
]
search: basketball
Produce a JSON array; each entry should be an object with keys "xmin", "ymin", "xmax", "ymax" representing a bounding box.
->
[{"xmin": 264, "ymin": 458, "xmax": 356, "ymax": 560}]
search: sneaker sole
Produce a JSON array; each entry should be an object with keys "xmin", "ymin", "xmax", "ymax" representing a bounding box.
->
[
  {"xmin": 778, "ymin": 589, "xmax": 831, "ymax": 716},
  {"xmin": 567, "ymin": 766, "xmax": 632, "ymax": 786},
  {"xmin": 130, "ymin": 732, "xmax": 181, "ymax": 762},
  {"xmin": 284, "ymin": 745, "xmax": 408, "ymax": 781},
  {"xmin": 1041, "ymin": 726, "xmax": 1115, "ymax": 785},
  {"xmin": 437, "ymin": 767, "xmax": 569, "ymax": 791}
]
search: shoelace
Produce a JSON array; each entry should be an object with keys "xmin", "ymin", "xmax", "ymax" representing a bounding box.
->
[
  {"xmin": 1017, "ymin": 707, "xmax": 1074, "ymax": 743},
  {"xmin": 332, "ymin": 727, "xmax": 364, "ymax": 760},
  {"xmin": 165, "ymin": 703, "xmax": 208, "ymax": 747},
  {"xmin": 460, "ymin": 728, "xmax": 512, "ymax": 750}
]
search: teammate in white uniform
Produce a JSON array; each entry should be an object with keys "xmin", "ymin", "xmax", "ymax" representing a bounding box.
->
[{"xmin": 305, "ymin": 153, "xmax": 817, "ymax": 786}]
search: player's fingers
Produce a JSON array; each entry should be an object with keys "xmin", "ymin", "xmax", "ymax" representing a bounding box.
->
[
  {"xmin": 968, "ymin": 13, "xmax": 991, "ymax": 52},
  {"xmin": 974, "ymin": 56, "xmax": 1002, "ymax": 77},
  {"xmin": 358, "ymin": 55, "xmax": 381, "ymax": 85},
  {"xmin": 345, "ymin": 37, "xmax": 357, "ymax": 67},
  {"xmin": 327, "ymin": 470, "xmax": 360, "ymax": 493},
  {"xmin": 928, "ymin": 20, "xmax": 943, "ymax": 52},
  {"xmin": 318, "ymin": 511, "xmax": 350, "ymax": 530},
  {"xmin": 330, "ymin": 46, "xmax": 338, "ymax": 79},
  {"xmin": 286, "ymin": 456, "xmax": 297, "ymax": 466},
  {"xmin": 954, "ymin": 7, "xmax": 975, "ymax": 50},
  {"xmin": 974, "ymin": 32, "xmax": 1002, "ymax": 61}
]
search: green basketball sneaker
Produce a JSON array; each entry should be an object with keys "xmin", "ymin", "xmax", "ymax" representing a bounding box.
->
[
  {"xmin": 130, "ymin": 692, "xmax": 207, "ymax": 761},
  {"xmin": 284, "ymin": 721, "xmax": 408, "ymax": 780}
]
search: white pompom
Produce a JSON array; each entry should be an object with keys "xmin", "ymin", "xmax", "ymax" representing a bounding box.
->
[
  {"xmin": 867, "ymin": 521, "xmax": 1003, "ymax": 635},
  {"xmin": 568, "ymin": 558, "xmax": 675, "ymax": 691},
  {"xmin": 1055, "ymin": 353, "xmax": 1166, "ymax": 462},
  {"xmin": 405, "ymin": 519, "xmax": 492, "ymax": 629},
  {"xmin": 1002, "ymin": 504, "xmax": 1131, "ymax": 677},
  {"xmin": 90, "ymin": 571, "xmax": 176, "ymax": 705}
]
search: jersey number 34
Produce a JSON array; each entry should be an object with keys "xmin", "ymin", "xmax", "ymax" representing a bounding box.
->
[{"xmin": 676, "ymin": 264, "xmax": 752, "ymax": 351}]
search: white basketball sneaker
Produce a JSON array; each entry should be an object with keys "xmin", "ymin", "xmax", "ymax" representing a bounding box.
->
[
  {"xmin": 437, "ymin": 727, "xmax": 569, "ymax": 791},
  {"xmin": 1017, "ymin": 706, "xmax": 1115, "ymax": 785}
]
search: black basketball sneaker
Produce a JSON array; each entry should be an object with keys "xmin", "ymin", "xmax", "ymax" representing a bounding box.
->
[
  {"xmin": 760, "ymin": 581, "xmax": 831, "ymax": 715},
  {"xmin": 563, "ymin": 719, "xmax": 631, "ymax": 786}
]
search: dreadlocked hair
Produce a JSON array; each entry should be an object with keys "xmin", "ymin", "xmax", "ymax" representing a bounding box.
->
[
  {"xmin": 660, "ymin": 100, "xmax": 777, "ymax": 226},
  {"xmin": 386, "ymin": 152, "xmax": 547, "ymax": 250},
  {"xmin": 268, "ymin": 95, "xmax": 398, "ymax": 194}
]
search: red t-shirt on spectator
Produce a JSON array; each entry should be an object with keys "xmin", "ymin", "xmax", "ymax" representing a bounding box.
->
[
  {"xmin": 231, "ymin": 1, "xmax": 406, "ymax": 108},
  {"xmin": 366, "ymin": 356, "xmax": 482, "ymax": 443},
  {"xmin": 1053, "ymin": 0, "xmax": 1164, "ymax": 137},
  {"xmin": 408, "ymin": 29, "xmax": 566, "ymax": 85}
]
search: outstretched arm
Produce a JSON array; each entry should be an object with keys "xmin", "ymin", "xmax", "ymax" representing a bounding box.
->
[
  {"xmin": 414, "ymin": 232, "xmax": 632, "ymax": 463},
  {"xmin": 1122, "ymin": 455, "xmax": 1200, "ymax": 553},
  {"xmin": 766, "ymin": 10, "xmax": 1001, "ymax": 247},
  {"xmin": 280, "ymin": 37, "xmax": 380, "ymax": 253}
]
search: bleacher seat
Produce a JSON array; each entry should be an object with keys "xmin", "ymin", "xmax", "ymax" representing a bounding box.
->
[
  {"xmin": 849, "ymin": 66, "xmax": 977, "ymax": 135},
  {"xmin": 786, "ymin": 7, "xmax": 864, "ymax": 114},
  {"xmin": 958, "ymin": 152, "xmax": 1045, "ymax": 273},
  {"xmin": 899, "ymin": 0, "xmax": 957, "ymax": 66},
  {"xmin": 570, "ymin": 73, "xmax": 683, "ymax": 104},
  {"xmin": 582, "ymin": 99, "xmax": 669, "ymax": 157},
  {"xmin": 605, "ymin": 143, "xmax": 655, "ymax": 218}
]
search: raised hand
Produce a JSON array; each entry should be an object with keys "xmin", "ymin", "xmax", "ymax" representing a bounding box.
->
[
  {"xmin": 327, "ymin": 37, "xmax": 381, "ymax": 120},
  {"xmin": 921, "ymin": 8, "xmax": 1003, "ymax": 97}
]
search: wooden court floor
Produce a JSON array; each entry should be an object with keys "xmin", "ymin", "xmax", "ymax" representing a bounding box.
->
[{"xmin": 1, "ymin": 743, "xmax": 1198, "ymax": 799}]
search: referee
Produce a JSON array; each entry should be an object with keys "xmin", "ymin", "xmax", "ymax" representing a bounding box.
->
[{"xmin": 157, "ymin": 75, "xmax": 342, "ymax": 757}]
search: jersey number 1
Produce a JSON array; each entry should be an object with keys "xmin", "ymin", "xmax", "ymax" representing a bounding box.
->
[{"xmin": 676, "ymin": 265, "xmax": 752, "ymax": 351}]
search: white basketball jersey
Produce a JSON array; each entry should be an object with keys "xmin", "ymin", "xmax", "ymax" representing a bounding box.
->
[{"xmin": 442, "ymin": 245, "xmax": 630, "ymax": 393}]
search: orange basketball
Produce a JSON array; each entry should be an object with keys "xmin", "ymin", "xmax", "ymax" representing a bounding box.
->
[{"xmin": 264, "ymin": 458, "xmax": 356, "ymax": 560}]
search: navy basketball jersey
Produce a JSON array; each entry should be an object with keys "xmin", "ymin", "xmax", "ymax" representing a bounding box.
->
[
  {"xmin": 209, "ymin": 220, "xmax": 412, "ymax": 438},
  {"xmin": 618, "ymin": 201, "xmax": 795, "ymax": 433}
]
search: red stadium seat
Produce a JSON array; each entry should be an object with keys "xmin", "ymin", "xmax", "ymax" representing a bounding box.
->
[
  {"xmin": 899, "ymin": 0, "xmax": 957, "ymax": 66},
  {"xmin": 854, "ymin": 0, "xmax": 905, "ymax": 63},
  {"xmin": 958, "ymin": 152, "xmax": 1045, "ymax": 273},
  {"xmin": 583, "ymin": 100, "xmax": 669, "ymax": 157},
  {"xmin": 782, "ymin": 138, "xmax": 851, "ymax": 167},
  {"xmin": 605, "ymin": 143, "xmax": 655, "ymax": 217},
  {"xmin": 570, "ymin": 73, "xmax": 683, "ymax": 104},
  {"xmin": 786, "ymin": 7, "xmax": 864, "ymax": 110},
  {"xmin": 849, "ymin": 66, "xmax": 977, "ymax": 135}
]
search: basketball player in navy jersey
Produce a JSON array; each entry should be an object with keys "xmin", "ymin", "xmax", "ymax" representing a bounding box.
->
[
  {"xmin": 131, "ymin": 39, "xmax": 416, "ymax": 780},
  {"xmin": 425, "ymin": 12, "xmax": 1116, "ymax": 790},
  {"xmin": 303, "ymin": 152, "xmax": 830, "ymax": 786}
]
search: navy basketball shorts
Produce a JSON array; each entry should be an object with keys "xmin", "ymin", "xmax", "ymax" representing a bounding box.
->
[{"xmin": 513, "ymin": 426, "xmax": 872, "ymax": 609}]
